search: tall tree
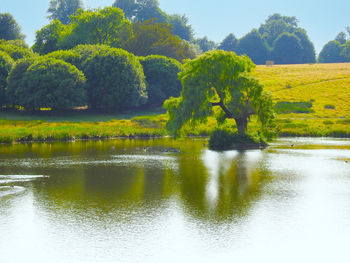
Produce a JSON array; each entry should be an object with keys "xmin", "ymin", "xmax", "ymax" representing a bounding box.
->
[
  {"xmin": 47, "ymin": 0, "xmax": 83, "ymax": 25},
  {"xmin": 123, "ymin": 19, "xmax": 195, "ymax": 62},
  {"xmin": 294, "ymin": 29, "xmax": 316, "ymax": 63},
  {"xmin": 335, "ymin": 32, "xmax": 347, "ymax": 45},
  {"xmin": 192, "ymin": 36, "xmax": 217, "ymax": 53},
  {"xmin": 271, "ymin": 33, "xmax": 303, "ymax": 64},
  {"xmin": 238, "ymin": 29, "xmax": 269, "ymax": 65},
  {"xmin": 165, "ymin": 50, "xmax": 275, "ymax": 139},
  {"xmin": 0, "ymin": 13, "xmax": 25, "ymax": 40},
  {"xmin": 59, "ymin": 7, "xmax": 132, "ymax": 49},
  {"xmin": 318, "ymin": 41, "xmax": 348, "ymax": 63},
  {"xmin": 113, "ymin": 0, "xmax": 167, "ymax": 23},
  {"xmin": 0, "ymin": 51, "xmax": 14, "ymax": 106},
  {"xmin": 168, "ymin": 14, "xmax": 194, "ymax": 41},
  {"xmin": 218, "ymin": 33, "xmax": 238, "ymax": 52}
]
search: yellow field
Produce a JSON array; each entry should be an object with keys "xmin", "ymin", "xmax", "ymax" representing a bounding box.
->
[{"xmin": 254, "ymin": 63, "xmax": 350, "ymax": 119}]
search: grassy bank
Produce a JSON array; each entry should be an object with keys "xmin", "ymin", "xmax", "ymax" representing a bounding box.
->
[{"xmin": 1, "ymin": 63, "xmax": 350, "ymax": 143}]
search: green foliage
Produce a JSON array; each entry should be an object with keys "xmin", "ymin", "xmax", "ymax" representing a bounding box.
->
[
  {"xmin": 14, "ymin": 57, "xmax": 86, "ymax": 110},
  {"xmin": 82, "ymin": 45, "xmax": 147, "ymax": 110},
  {"xmin": 168, "ymin": 14, "xmax": 194, "ymax": 41},
  {"xmin": 0, "ymin": 13, "xmax": 25, "ymax": 40},
  {"xmin": 335, "ymin": 32, "xmax": 347, "ymax": 45},
  {"xmin": 139, "ymin": 55, "xmax": 183, "ymax": 107},
  {"xmin": 165, "ymin": 50, "xmax": 276, "ymax": 140},
  {"xmin": 318, "ymin": 41, "xmax": 348, "ymax": 63},
  {"xmin": 209, "ymin": 129, "xmax": 264, "ymax": 150},
  {"xmin": 238, "ymin": 29, "xmax": 269, "ymax": 65},
  {"xmin": 0, "ymin": 41, "xmax": 35, "ymax": 60},
  {"xmin": 192, "ymin": 36, "xmax": 217, "ymax": 52},
  {"xmin": 6, "ymin": 57, "xmax": 37, "ymax": 106},
  {"xmin": 113, "ymin": 0, "xmax": 168, "ymax": 23},
  {"xmin": 59, "ymin": 7, "xmax": 132, "ymax": 49},
  {"xmin": 123, "ymin": 19, "xmax": 195, "ymax": 62},
  {"xmin": 294, "ymin": 29, "xmax": 316, "ymax": 63},
  {"xmin": 272, "ymin": 33, "xmax": 303, "ymax": 64},
  {"xmin": 32, "ymin": 20, "xmax": 67, "ymax": 55},
  {"xmin": 275, "ymin": 101, "xmax": 313, "ymax": 114},
  {"xmin": 47, "ymin": 0, "xmax": 83, "ymax": 25},
  {"xmin": 0, "ymin": 51, "xmax": 14, "ymax": 106},
  {"xmin": 218, "ymin": 33, "xmax": 238, "ymax": 52},
  {"xmin": 44, "ymin": 50, "xmax": 81, "ymax": 69}
]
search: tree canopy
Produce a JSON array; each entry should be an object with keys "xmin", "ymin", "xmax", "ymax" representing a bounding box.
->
[
  {"xmin": 168, "ymin": 14, "xmax": 194, "ymax": 41},
  {"xmin": 318, "ymin": 41, "xmax": 348, "ymax": 63},
  {"xmin": 47, "ymin": 0, "xmax": 83, "ymax": 25},
  {"xmin": 218, "ymin": 33, "xmax": 238, "ymax": 52},
  {"xmin": 271, "ymin": 32, "xmax": 303, "ymax": 64},
  {"xmin": 139, "ymin": 55, "xmax": 183, "ymax": 107},
  {"xmin": 165, "ymin": 50, "xmax": 275, "ymax": 139},
  {"xmin": 0, "ymin": 13, "xmax": 25, "ymax": 41},
  {"xmin": 82, "ymin": 45, "xmax": 147, "ymax": 110},
  {"xmin": 122, "ymin": 19, "xmax": 195, "ymax": 62},
  {"xmin": 238, "ymin": 29, "xmax": 269, "ymax": 65},
  {"xmin": 0, "ymin": 51, "xmax": 14, "ymax": 106},
  {"xmin": 192, "ymin": 36, "xmax": 217, "ymax": 53},
  {"xmin": 113, "ymin": 0, "xmax": 167, "ymax": 23},
  {"xmin": 9, "ymin": 57, "xmax": 86, "ymax": 110},
  {"xmin": 0, "ymin": 40, "xmax": 35, "ymax": 60}
]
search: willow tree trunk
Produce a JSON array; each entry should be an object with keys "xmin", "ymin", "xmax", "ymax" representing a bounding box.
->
[{"xmin": 235, "ymin": 117, "xmax": 248, "ymax": 136}]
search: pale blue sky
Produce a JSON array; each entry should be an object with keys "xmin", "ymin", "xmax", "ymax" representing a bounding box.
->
[{"xmin": 2, "ymin": 0, "xmax": 349, "ymax": 53}]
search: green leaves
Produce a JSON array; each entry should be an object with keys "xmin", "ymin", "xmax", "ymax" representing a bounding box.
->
[{"xmin": 165, "ymin": 50, "xmax": 276, "ymax": 140}]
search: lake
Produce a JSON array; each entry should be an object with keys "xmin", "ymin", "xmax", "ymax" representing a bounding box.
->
[{"xmin": 0, "ymin": 138, "xmax": 350, "ymax": 262}]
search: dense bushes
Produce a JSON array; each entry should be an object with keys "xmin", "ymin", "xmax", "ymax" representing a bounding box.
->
[
  {"xmin": 0, "ymin": 41, "xmax": 35, "ymax": 60},
  {"xmin": 82, "ymin": 46, "xmax": 147, "ymax": 110},
  {"xmin": 10, "ymin": 58, "xmax": 86, "ymax": 110},
  {"xmin": 139, "ymin": 55, "xmax": 182, "ymax": 107},
  {"xmin": 0, "ymin": 51, "xmax": 14, "ymax": 106}
]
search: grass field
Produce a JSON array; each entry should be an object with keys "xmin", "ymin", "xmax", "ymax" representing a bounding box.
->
[{"xmin": 0, "ymin": 63, "xmax": 349, "ymax": 143}]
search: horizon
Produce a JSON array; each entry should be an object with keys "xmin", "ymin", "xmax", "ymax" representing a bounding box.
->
[{"xmin": 2, "ymin": 0, "xmax": 350, "ymax": 54}]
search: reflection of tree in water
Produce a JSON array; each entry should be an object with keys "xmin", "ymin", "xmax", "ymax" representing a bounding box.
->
[{"xmin": 176, "ymin": 150, "xmax": 272, "ymax": 222}]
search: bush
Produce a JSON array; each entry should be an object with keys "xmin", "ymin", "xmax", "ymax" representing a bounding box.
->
[
  {"xmin": 275, "ymin": 101, "xmax": 313, "ymax": 114},
  {"xmin": 209, "ymin": 129, "xmax": 265, "ymax": 151},
  {"xmin": 0, "ymin": 51, "xmax": 14, "ymax": 106},
  {"xmin": 44, "ymin": 50, "xmax": 81, "ymax": 69},
  {"xmin": 0, "ymin": 42, "xmax": 35, "ymax": 60},
  {"xmin": 6, "ymin": 57, "xmax": 37, "ymax": 106},
  {"xmin": 139, "ymin": 55, "xmax": 183, "ymax": 108},
  {"xmin": 15, "ymin": 57, "xmax": 86, "ymax": 110},
  {"xmin": 82, "ymin": 45, "xmax": 147, "ymax": 110}
]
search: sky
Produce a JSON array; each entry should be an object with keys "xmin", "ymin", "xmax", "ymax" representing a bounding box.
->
[{"xmin": 2, "ymin": 0, "xmax": 350, "ymax": 54}]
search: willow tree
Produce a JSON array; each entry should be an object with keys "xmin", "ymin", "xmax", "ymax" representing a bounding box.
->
[{"xmin": 165, "ymin": 50, "xmax": 276, "ymax": 140}]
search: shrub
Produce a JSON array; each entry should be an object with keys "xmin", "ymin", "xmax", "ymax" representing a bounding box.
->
[
  {"xmin": 0, "ymin": 42, "xmax": 35, "ymax": 60},
  {"xmin": 6, "ymin": 57, "xmax": 37, "ymax": 106},
  {"xmin": 0, "ymin": 51, "xmax": 14, "ymax": 106},
  {"xmin": 15, "ymin": 57, "xmax": 86, "ymax": 110},
  {"xmin": 324, "ymin": 104, "xmax": 335, "ymax": 109},
  {"xmin": 209, "ymin": 129, "xmax": 265, "ymax": 151},
  {"xmin": 44, "ymin": 50, "xmax": 81, "ymax": 69},
  {"xmin": 275, "ymin": 101, "xmax": 313, "ymax": 114},
  {"xmin": 139, "ymin": 55, "xmax": 183, "ymax": 108},
  {"xmin": 82, "ymin": 45, "xmax": 147, "ymax": 110}
]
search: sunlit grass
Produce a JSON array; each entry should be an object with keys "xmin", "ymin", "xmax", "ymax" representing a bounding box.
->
[{"xmin": 1, "ymin": 63, "xmax": 350, "ymax": 143}]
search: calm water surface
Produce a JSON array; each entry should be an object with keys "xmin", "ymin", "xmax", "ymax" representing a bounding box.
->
[{"xmin": 0, "ymin": 138, "xmax": 350, "ymax": 262}]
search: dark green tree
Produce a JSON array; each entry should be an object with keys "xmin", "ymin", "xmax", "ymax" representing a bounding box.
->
[
  {"xmin": 192, "ymin": 36, "xmax": 217, "ymax": 52},
  {"xmin": 113, "ymin": 0, "xmax": 167, "ymax": 23},
  {"xmin": 165, "ymin": 50, "xmax": 275, "ymax": 139},
  {"xmin": 6, "ymin": 57, "xmax": 36, "ymax": 106},
  {"xmin": 0, "ymin": 51, "xmax": 14, "ymax": 106},
  {"xmin": 0, "ymin": 13, "xmax": 25, "ymax": 40},
  {"xmin": 59, "ymin": 7, "xmax": 132, "ymax": 49},
  {"xmin": 32, "ymin": 20, "xmax": 67, "ymax": 55},
  {"xmin": 0, "ymin": 40, "xmax": 35, "ymax": 60},
  {"xmin": 123, "ymin": 19, "xmax": 195, "ymax": 62},
  {"xmin": 335, "ymin": 32, "xmax": 347, "ymax": 45},
  {"xmin": 82, "ymin": 45, "xmax": 147, "ymax": 110},
  {"xmin": 139, "ymin": 55, "xmax": 183, "ymax": 107},
  {"xmin": 271, "ymin": 33, "xmax": 303, "ymax": 64},
  {"xmin": 14, "ymin": 58, "xmax": 86, "ymax": 110},
  {"xmin": 44, "ymin": 50, "xmax": 81, "ymax": 69},
  {"xmin": 218, "ymin": 33, "xmax": 238, "ymax": 52},
  {"xmin": 318, "ymin": 41, "xmax": 348, "ymax": 63},
  {"xmin": 238, "ymin": 29, "xmax": 269, "ymax": 65},
  {"xmin": 168, "ymin": 14, "xmax": 194, "ymax": 41},
  {"xmin": 293, "ymin": 29, "xmax": 316, "ymax": 63},
  {"xmin": 47, "ymin": 0, "xmax": 83, "ymax": 25}
]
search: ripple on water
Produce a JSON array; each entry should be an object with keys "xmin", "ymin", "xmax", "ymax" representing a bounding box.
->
[{"xmin": 0, "ymin": 175, "xmax": 47, "ymax": 198}]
